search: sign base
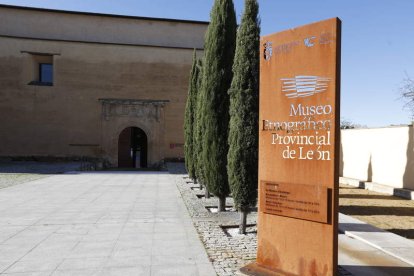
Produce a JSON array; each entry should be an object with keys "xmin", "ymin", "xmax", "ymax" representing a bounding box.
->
[{"xmin": 240, "ymin": 263, "xmax": 290, "ymax": 276}]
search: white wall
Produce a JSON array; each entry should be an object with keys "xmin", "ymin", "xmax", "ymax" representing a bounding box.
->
[{"xmin": 340, "ymin": 125, "xmax": 414, "ymax": 190}]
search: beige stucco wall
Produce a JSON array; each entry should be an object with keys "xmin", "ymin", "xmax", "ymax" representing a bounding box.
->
[
  {"xmin": 340, "ymin": 125, "xmax": 414, "ymax": 190},
  {"xmin": 0, "ymin": 6, "xmax": 207, "ymax": 166},
  {"xmin": 0, "ymin": 5, "xmax": 206, "ymax": 49}
]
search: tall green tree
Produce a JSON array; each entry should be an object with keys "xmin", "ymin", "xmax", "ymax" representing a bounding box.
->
[
  {"xmin": 200, "ymin": 0, "xmax": 237, "ymax": 211},
  {"xmin": 184, "ymin": 51, "xmax": 199, "ymax": 181},
  {"xmin": 193, "ymin": 59, "xmax": 204, "ymax": 182},
  {"xmin": 227, "ymin": 0, "xmax": 260, "ymax": 234},
  {"xmin": 192, "ymin": 58, "xmax": 208, "ymax": 192}
]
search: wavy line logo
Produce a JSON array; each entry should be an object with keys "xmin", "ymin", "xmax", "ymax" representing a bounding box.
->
[{"xmin": 281, "ymin": 76, "xmax": 330, "ymax": 99}]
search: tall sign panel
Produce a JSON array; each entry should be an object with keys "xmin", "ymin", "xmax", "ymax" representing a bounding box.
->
[{"xmin": 242, "ymin": 18, "xmax": 341, "ymax": 276}]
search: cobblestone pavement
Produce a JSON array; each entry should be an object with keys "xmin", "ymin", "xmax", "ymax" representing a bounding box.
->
[
  {"xmin": 0, "ymin": 161, "xmax": 84, "ymax": 189},
  {"xmin": 339, "ymin": 184, "xmax": 414, "ymax": 240},
  {"xmin": 168, "ymin": 163, "xmax": 353, "ymax": 276}
]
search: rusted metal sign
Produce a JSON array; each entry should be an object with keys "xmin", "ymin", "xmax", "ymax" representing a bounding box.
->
[{"xmin": 242, "ymin": 18, "xmax": 341, "ymax": 276}]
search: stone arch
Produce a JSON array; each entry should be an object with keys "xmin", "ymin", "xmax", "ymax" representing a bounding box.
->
[
  {"xmin": 99, "ymin": 99, "xmax": 167, "ymax": 168},
  {"xmin": 118, "ymin": 126, "xmax": 148, "ymax": 168},
  {"xmin": 101, "ymin": 117, "xmax": 164, "ymax": 167}
]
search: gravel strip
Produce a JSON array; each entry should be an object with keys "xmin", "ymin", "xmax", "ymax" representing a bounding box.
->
[
  {"xmin": 0, "ymin": 161, "xmax": 84, "ymax": 189},
  {"xmin": 168, "ymin": 162, "xmax": 352, "ymax": 276},
  {"xmin": 0, "ymin": 173, "xmax": 47, "ymax": 189}
]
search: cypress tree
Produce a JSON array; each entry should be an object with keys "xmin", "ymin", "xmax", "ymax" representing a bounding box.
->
[
  {"xmin": 184, "ymin": 51, "xmax": 199, "ymax": 181},
  {"xmin": 227, "ymin": 0, "xmax": 260, "ymax": 234},
  {"xmin": 200, "ymin": 0, "xmax": 237, "ymax": 211},
  {"xmin": 193, "ymin": 58, "xmax": 207, "ymax": 191}
]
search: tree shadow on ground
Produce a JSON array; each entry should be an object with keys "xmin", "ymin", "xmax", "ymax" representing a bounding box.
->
[
  {"xmin": 339, "ymin": 205, "xmax": 414, "ymax": 216},
  {"xmin": 339, "ymin": 223, "xmax": 385, "ymax": 233},
  {"xmin": 339, "ymin": 194, "xmax": 397, "ymax": 200},
  {"xmin": 166, "ymin": 162, "xmax": 187, "ymax": 174},
  {"xmin": 340, "ymin": 222, "xmax": 414, "ymax": 240},
  {"xmin": 342, "ymin": 265, "xmax": 414, "ymax": 276},
  {"xmin": 0, "ymin": 161, "xmax": 83, "ymax": 174},
  {"xmin": 387, "ymin": 229, "xmax": 414, "ymax": 239}
]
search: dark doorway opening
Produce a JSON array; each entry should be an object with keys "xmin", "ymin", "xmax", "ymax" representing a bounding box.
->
[{"xmin": 118, "ymin": 127, "xmax": 148, "ymax": 168}]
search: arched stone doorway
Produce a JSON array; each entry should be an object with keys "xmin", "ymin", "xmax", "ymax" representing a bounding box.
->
[
  {"xmin": 118, "ymin": 127, "xmax": 148, "ymax": 168},
  {"xmin": 100, "ymin": 98, "xmax": 168, "ymax": 167}
]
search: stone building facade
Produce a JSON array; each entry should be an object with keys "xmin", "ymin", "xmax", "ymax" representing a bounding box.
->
[{"xmin": 0, "ymin": 5, "xmax": 207, "ymax": 167}]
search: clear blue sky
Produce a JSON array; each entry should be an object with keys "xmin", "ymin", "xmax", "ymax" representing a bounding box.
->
[{"xmin": 2, "ymin": 0, "xmax": 414, "ymax": 127}]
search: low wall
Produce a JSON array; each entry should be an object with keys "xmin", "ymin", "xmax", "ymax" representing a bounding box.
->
[{"xmin": 340, "ymin": 124, "xmax": 414, "ymax": 190}]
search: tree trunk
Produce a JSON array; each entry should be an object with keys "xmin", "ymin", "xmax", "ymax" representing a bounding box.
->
[
  {"xmin": 218, "ymin": 196, "xmax": 226, "ymax": 212},
  {"xmin": 194, "ymin": 178, "xmax": 202, "ymax": 190},
  {"xmin": 198, "ymin": 180, "xmax": 203, "ymax": 190},
  {"xmin": 239, "ymin": 210, "xmax": 248, "ymax": 234},
  {"xmin": 205, "ymin": 188, "xmax": 210, "ymax": 198}
]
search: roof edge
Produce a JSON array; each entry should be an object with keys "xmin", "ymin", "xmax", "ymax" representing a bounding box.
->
[
  {"xmin": 0, "ymin": 4, "xmax": 209, "ymax": 25},
  {"xmin": 1, "ymin": 34, "xmax": 204, "ymax": 51}
]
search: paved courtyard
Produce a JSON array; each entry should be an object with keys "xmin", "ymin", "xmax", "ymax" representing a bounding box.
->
[
  {"xmin": 1, "ymin": 164, "xmax": 414, "ymax": 276},
  {"xmin": 0, "ymin": 171, "xmax": 215, "ymax": 275}
]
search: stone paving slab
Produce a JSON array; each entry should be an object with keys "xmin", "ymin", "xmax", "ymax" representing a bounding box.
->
[
  {"xmin": 0, "ymin": 171, "xmax": 216, "ymax": 276},
  {"xmin": 339, "ymin": 213, "xmax": 414, "ymax": 266},
  {"xmin": 339, "ymin": 233, "xmax": 414, "ymax": 276}
]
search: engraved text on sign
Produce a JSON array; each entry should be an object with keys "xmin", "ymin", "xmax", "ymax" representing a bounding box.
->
[{"xmin": 260, "ymin": 181, "xmax": 328, "ymax": 223}]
